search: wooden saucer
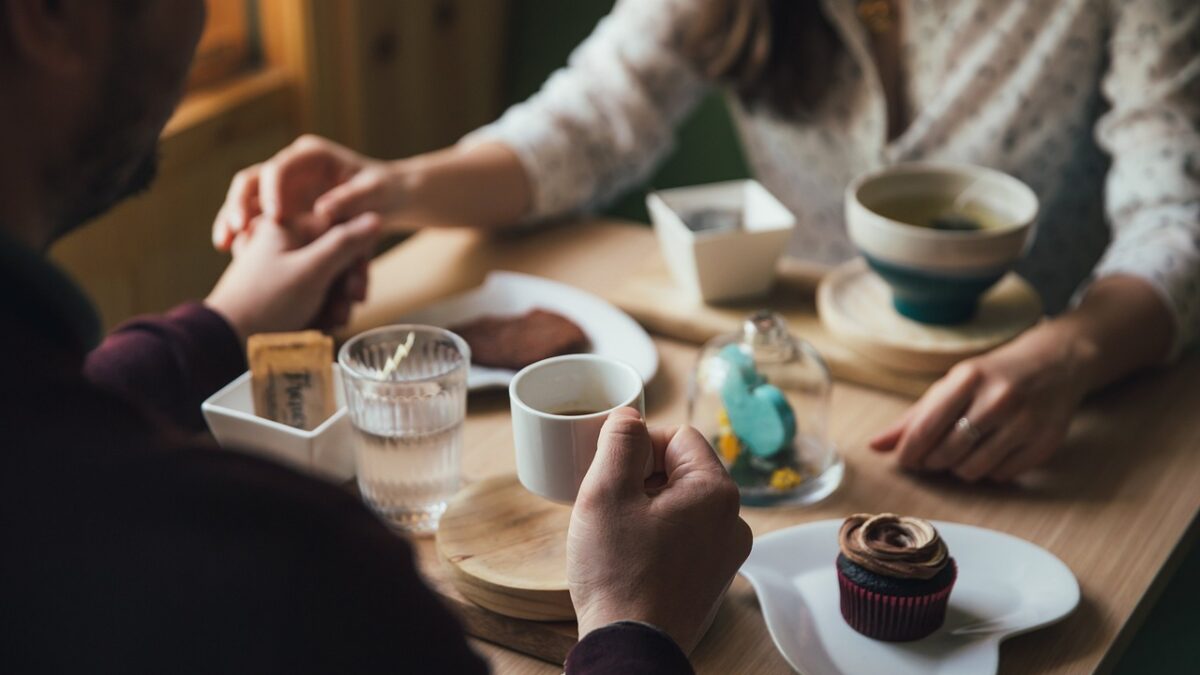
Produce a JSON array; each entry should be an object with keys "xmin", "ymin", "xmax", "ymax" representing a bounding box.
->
[
  {"xmin": 436, "ymin": 474, "xmax": 574, "ymax": 621},
  {"xmin": 817, "ymin": 259, "xmax": 1042, "ymax": 375}
]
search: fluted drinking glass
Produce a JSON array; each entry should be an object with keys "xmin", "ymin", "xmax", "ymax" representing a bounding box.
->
[{"xmin": 339, "ymin": 325, "xmax": 469, "ymax": 534}]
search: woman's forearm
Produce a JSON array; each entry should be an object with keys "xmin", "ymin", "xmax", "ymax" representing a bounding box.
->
[
  {"xmin": 395, "ymin": 141, "xmax": 533, "ymax": 230},
  {"xmin": 1043, "ymin": 274, "xmax": 1175, "ymax": 394}
]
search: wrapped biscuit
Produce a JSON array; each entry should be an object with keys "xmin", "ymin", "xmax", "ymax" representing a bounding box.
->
[{"xmin": 247, "ymin": 331, "xmax": 335, "ymax": 431}]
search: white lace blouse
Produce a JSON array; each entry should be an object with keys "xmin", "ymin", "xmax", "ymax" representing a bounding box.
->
[{"xmin": 465, "ymin": 0, "xmax": 1200, "ymax": 355}]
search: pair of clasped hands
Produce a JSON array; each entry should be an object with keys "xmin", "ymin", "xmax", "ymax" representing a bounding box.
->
[{"xmin": 204, "ymin": 136, "xmax": 752, "ymax": 652}]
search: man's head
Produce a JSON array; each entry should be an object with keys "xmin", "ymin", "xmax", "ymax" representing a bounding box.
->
[{"xmin": 0, "ymin": 0, "xmax": 205, "ymax": 248}]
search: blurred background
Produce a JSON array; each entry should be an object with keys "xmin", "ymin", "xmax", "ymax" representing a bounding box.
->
[
  {"xmin": 49, "ymin": 3, "xmax": 1194, "ymax": 670},
  {"xmin": 52, "ymin": 0, "xmax": 754, "ymax": 331}
]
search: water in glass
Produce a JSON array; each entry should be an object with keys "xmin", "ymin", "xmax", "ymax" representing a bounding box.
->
[{"xmin": 339, "ymin": 326, "xmax": 469, "ymax": 534}]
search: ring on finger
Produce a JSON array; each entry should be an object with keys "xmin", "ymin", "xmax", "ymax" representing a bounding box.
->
[
  {"xmin": 923, "ymin": 416, "xmax": 985, "ymax": 470},
  {"xmin": 954, "ymin": 416, "xmax": 983, "ymax": 446}
]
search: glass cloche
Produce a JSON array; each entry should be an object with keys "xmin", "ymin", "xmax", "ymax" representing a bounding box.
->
[{"xmin": 689, "ymin": 311, "xmax": 842, "ymax": 506}]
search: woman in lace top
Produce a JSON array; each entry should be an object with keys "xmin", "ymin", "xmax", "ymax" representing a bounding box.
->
[{"xmin": 216, "ymin": 0, "xmax": 1199, "ymax": 483}]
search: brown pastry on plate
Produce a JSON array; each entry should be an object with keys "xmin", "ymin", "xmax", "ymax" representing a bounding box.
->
[{"xmin": 450, "ymin": 309, "xmax": 588, "ymax": 370}]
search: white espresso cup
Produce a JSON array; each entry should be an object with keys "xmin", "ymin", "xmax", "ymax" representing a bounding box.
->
[{"xmin": 509, "ymin": 354, "xmax": 646, "ymax": 503}]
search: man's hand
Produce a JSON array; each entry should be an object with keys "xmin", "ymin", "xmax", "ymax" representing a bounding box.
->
[
  {"xmin": 568, "ymin": 408, "xmax": 753, "ymax": 654},
  {"xmin": 205, "ymin": 213, "xmax": 381, "ymax": 342}
]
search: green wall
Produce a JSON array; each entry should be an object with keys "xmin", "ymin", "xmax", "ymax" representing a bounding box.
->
[{"xmin": 503, "ymin": 0, "xmax": 749, "ymax": 223}]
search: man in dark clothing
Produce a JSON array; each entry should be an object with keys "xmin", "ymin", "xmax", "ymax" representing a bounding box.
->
[{"xmin": 0, "ymin": 2, "xmax": 752, "ymax": 673}]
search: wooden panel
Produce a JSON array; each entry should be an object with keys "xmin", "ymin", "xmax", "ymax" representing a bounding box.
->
[
  {"xmin": 188, "ymin": 0, "xmax": 253, "ymax": 91},
  {"xmin": 342, "ymin": 0, "xmax": 510, "ymax": 156},
  {"xmin": 257, "ymin": 0, "xmax": 348, "ymax": 140},
  {"xmin": 52, "ymin": 0, "xmax": 510, "ymax": 329},
  {"xmin": 258, "ymin": 0, "xmax": 508, "ymax": 155}
]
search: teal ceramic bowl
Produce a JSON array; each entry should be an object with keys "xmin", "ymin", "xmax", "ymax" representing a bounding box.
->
[{"xmin": 845, "ymin": 163, "xmax": 1038, "ymax": 325}]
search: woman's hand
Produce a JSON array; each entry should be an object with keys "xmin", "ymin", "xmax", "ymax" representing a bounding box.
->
[
  {"xmin": 212, "ymin": 135, "xmax": 409, "ymax": 251},
  {"xmin": 213, "ymin": 136, "xmax": 533, "ymax": 253},
  {"xmin": 568, "ymin": 408, "xmax": 753, "ymax": 654},
  {"xmin": 869, "ymin": 322, "xmax": 1096, "ymax": 482},
  {"xmin": 870, "ymin": 276, "xmax": 1174, "ymax": 483},
  {"xmin": 205, "ymin": 213, "xmax": 381, "ymax": 342}
]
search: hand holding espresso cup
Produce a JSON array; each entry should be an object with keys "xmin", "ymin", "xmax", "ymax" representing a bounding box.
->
[
  {"xmin": 567, "ymin": 408, "xmax": 753, "ymax": 654},
  {"xmin": 509, "ymin": 355, "xmax": 649, "ymax": 502}
]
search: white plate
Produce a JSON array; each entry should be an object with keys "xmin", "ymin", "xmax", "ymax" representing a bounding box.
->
[
  {"xmin": 739, "ymin": 520, "xmax": 1079, "ymax": 675},
  {"xmin": 396, "ymin": 271, "xmax": 659, "ymax": 390}
]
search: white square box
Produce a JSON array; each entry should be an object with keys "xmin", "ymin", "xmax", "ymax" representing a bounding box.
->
[
  {"xmin": 647, "ymin": 180, "xmax": 796, "ymax": 303},
  {"xmin": 201, "ymin": 364, "xmax": 355, "ymax": 483}
]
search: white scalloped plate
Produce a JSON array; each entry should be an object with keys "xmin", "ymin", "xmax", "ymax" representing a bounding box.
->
[
  {"xmin": 739, "ymin": 520, "xmax": 1079, "ymax": 675},
  {"xmin": 397, "ymin": 271, "xmax": 658, "ymax": 390}
]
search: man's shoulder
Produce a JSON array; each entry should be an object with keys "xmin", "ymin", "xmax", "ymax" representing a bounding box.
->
[
  {"xmin": 3, "ymin": 374, "xmax": 404, "ymax": 562},
  {"xmin": 1, "ymin": 380, "xmax": 431, "ymax": 670}
]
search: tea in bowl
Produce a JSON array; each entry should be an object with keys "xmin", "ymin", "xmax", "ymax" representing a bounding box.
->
[{"xmin": 845, "ymin": 163, "xmax": 1038, "ymax": 324}]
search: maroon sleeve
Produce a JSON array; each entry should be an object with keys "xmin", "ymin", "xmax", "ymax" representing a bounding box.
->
[
  {"xmin": 565, "ymin": 622, "xmax": 693, "ymax": 674},
  {"xmin": 5, "ymin": 411, "xmax": 493, "ymax": 673},
  {"xmin": 83, "ymin": 301, "xmax": 245, "ymax": 431}
]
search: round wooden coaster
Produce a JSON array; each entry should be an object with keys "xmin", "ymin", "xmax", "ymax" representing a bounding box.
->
[
  {"xmin": 817, "ymin": 258, "xmax": 1042, "ymax": 376},
  {"xmin": 436, "ymin": 474, "xmax": 574, "ymax": 621}
]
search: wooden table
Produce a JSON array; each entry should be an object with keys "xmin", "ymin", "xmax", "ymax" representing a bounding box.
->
[{"xmin": 348, "ymin": 220, "xmax": 1200, "ymax": 674}]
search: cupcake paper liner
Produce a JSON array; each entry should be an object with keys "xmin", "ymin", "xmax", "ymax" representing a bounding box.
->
[{"xmin": 837, "ymin": 559, "xmax": 957, "ymax": 642}]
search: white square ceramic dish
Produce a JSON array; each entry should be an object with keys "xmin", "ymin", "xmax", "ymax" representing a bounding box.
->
[
  {"xmin": 647, "ymin": 179, "xmax": 795, "ymax": 303},
  {"xmin": 201, "ymin": 364, "xmax": 354, "ymax": 483}
]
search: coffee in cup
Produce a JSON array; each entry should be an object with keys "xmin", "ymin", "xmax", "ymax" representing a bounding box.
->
[{"xmin": 509, "ymin": 354, "xmax": 646, "ymax": 503}]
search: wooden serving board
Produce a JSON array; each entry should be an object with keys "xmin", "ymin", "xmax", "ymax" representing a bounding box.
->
[
  {"xmin": 603, "ymin": 254, "xmax": 938, "ymax": 398},
  {"xmin": 422, "ymin": 573, "xmax": 578, "ymax": 665},
  {"xmin": 437, "ymin": 475, "xmax": 574, "ymax": 621},
  {"xmin": 817, "ymin": 259, "xmax": 1043, "ymax": 375},
  {"xmin": 434, "ymin": 475, "xmax": 579, "ymax": 664}
]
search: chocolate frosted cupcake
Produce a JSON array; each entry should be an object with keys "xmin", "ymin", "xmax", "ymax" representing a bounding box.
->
[{"xmin": 836, "ymin": 513, "xmax": 957, "ymax": 641}]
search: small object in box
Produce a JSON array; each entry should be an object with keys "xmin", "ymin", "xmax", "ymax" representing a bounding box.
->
[
  {"xmin": 247, "ymin": 331, "xmax": 335, "ymax": 431},
  {"xmin": 682, "ymin": 207, "xmax": 742, "ymax": 234},
  {"xmin": 646, "ymin": 180, "xmax": 795, "ymax": 303}
]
